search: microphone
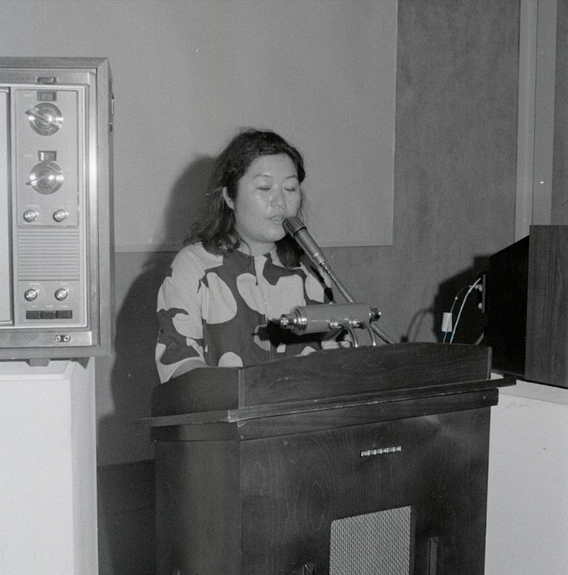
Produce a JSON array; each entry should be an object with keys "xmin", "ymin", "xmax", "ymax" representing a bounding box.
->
[
  {"xmin": 283, "ymin": 215, "xmax": 395, "ymax": 345},
  {"xmin": 283, "ymin": 215, "xmax": 350, "ymax": 302},
  {"xmin": 283, "ymin": 216, "xmax": 329, "ymax": 269}
]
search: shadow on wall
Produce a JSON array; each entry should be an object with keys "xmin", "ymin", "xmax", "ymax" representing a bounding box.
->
[
  {"xmin": 162, "ymin": 154, "xmax": 217, "ymax": 248},
  {"xmin": 97, "ymin": 155, "xmax": 216, "ymax": 575},
  {"xmin": 432, "ymin": 256, "xmax": 489, "ymax": 346},
  {"xmin": 400, "ymin": 256, "xmax": 489, "ymax": 345},
  {"xmin": 400, "ymin": 307, "xmax": 434, "ymax": 343},
  {"xmin": 99, "ymin": 154, "xmax": 216, "ymax": 460}
]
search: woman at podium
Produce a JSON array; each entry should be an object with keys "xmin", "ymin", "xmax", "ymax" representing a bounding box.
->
[{"xmin": 155, "ymin": 129, "xmax": 341, "ymax": 383}]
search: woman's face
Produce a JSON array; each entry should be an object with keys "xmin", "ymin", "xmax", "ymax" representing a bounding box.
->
[{"xmin": 223, "ymin": 153, "xmax": 302, "ymax": 255}]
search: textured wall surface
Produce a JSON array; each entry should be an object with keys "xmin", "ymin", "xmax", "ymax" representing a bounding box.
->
[
  {"xmin": 327, "ymin": 0, "xmax": 520, "ymax": 345},
  {"xmin": 487, "ymin": 385, "xmax": 568, "ymax": 575}
]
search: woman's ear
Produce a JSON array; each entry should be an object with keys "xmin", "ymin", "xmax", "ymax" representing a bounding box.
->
[{"xmin": 222, "ymin": 187, "xmax": 234, "ymax": 210}]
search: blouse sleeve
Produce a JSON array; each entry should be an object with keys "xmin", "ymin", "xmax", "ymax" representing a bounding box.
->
[{"xmin": 155, "ymin": 249, "xmax": 207, "ymax": 383}]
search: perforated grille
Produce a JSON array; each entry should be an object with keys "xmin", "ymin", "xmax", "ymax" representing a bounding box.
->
[
  {"xmin": 17, "ymin": 228, "xmax": 81, "ymax": 280},
  {"xmin": 330, "ymin": 506, "xmax": 412, "ymax": 575}
]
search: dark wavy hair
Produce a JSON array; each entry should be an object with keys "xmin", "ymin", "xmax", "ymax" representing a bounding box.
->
[{"xmin": 185, "ymin": 128, "xmax": 306, "ymax": 268}]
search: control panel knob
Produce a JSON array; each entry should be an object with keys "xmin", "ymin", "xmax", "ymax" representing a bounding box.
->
[
  {"xmin": 25, "ymin": 103, "xmax": 63, "ymax": 136},
  {"xmin": 55, "ymin": 288, "xmax": 69, "ymax": 301},
  {"xmin": 23, "ymin": 209, "xmax": 39, "ymax": 222},
  {"xmin": 53, "ymin": 209, "xmax": 68, "ymax": 222},
  {"xmin": 24, "ymin": 288, "xmax": 40, "ymax": 301},
  {"xmin": 27, "ymin": 161, "xmax": 64, "ymax": 194}
]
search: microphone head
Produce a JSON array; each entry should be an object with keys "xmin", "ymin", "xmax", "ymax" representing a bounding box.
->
[{"xmin": 283, "ymin": 216, "xmax": 306, "ymax": 237}]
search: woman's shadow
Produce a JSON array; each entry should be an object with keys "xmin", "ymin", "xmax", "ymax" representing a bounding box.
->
[{"xmin": 96, "ymin": 155, "xmax": 215, "ymax": 575}]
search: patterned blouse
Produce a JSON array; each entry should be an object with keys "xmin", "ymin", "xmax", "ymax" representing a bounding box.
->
[{"xmin": 155, "ymin": 243, "xmax": 339, "ymax": 383}]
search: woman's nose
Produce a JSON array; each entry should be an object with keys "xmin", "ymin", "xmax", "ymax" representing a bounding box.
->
[{"xmin": 270, "ymin": 187, "xmax": 286, "ymax": 207}]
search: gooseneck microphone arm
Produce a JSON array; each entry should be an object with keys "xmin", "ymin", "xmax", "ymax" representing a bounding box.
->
[{"xmin": 283, "ymin": 216, "xmax": 395, "ymax": 344}]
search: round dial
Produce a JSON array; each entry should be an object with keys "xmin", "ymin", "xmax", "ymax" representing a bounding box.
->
[
  {"xmin": 26, "ymin": 103, "xmax": 63, "ymax": 136},
  {"xmin": 53, "ymin": 209, "xmax": 68, "ymax": 222},
  {"xmin": 24, "ymin": 288, "xmax": 40, "ymax": 301},
  {"xmin": 27, "ymin": 161, "xmax": 64, "ymax": 194},
  {"xmin": 55, "ymin": 288, "xmax": 69, "ymax": 301},
  {"xmin": 23, "ymin": 209, "xmax": 39, "ymax": 222}
]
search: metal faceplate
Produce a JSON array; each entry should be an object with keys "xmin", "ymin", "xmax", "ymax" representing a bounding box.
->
[
  {"xmin": 13, "ymin": 84, "xmax": 88, "ymax": 329},
  {"xmin": 0, "ymin": 58, "xmax": 113, "ymax": 359}
]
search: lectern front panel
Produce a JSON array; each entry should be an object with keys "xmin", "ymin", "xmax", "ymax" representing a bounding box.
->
[{"xmin": 238, "ymin": 408, "xmax": 489, "ymax": 574}]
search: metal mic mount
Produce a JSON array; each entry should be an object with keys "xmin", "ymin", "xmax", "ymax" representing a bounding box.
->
[
  {"xmin": 280, "ymin": 302, "xmax": 382, "ymax": 347},
  {"xmin": 282, "ymin": 216, "xmax": 395, "ymax": 345}
]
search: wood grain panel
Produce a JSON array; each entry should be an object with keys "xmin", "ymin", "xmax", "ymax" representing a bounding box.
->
[
  {"xmin": 238, "ymin": 408, "xmax": 491, "ymax": 574},
  {"xmin": 526, "ymin": 225, "xmax": 568, "ymax": 385}
]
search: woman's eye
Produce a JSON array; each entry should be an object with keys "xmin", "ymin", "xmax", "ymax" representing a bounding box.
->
[
  {"xmin": 257, "ymin": 186, "xmax": 271, "ymax": 191},
  {"xmin": 284, "ymin": 187, "xmax": 298, "ymax": 193}
]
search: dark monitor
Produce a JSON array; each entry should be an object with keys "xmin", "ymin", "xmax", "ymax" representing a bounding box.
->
[{"xmin": 485, "ymin": 235, "xmax": 529, "ymax": 379}]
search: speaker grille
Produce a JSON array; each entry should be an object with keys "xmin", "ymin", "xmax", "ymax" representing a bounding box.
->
[
  {"xmin": 17, "ymin": 228, "xmax": 81, "ymax": 280},
  {"xmin": 330, "ymin": 506, "xmax": 412, "ymax": 575}
]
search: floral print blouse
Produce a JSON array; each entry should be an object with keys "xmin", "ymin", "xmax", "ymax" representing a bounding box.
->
[{"xmin": 155, "ymin": 243, "xmax": 338, "ymax": 383}]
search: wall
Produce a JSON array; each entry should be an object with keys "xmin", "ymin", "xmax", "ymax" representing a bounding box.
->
[
  {"xmin": 486, "ymin": 384, "xmax": 568, "ymax": 575},
  {"xmin": 1, "ymin": 0, "xmax": 397, "ymax": 252},
  {"xmin": 328, "ymin": 0, "xmax": 519, "ymax": 347}
]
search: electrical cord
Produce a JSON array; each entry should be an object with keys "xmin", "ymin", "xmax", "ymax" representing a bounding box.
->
[
  {"xmin": 449, "ymin": 278, "xmax": 482, "ymax": 343},
  {"xmin": 442, "ymin": 284, "xmax": 470, "ymax": 342}
]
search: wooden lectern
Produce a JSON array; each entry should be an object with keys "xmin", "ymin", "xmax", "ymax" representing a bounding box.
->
[{"xmin": 148, "ymin": 342, "xmax": 514, "ymax": 575}]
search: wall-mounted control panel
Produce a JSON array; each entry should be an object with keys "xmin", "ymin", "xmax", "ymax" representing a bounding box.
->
[{"xmin": 0, "ymin": 58, "xmax": 113, "ymax": 360}]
